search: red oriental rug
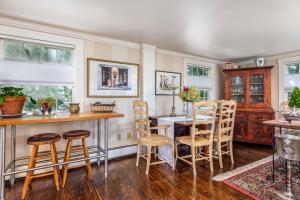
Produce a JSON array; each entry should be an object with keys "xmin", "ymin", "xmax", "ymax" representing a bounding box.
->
[{"xmin": 213, "ymin": 156, "xmax": 300, "ymax": 200}]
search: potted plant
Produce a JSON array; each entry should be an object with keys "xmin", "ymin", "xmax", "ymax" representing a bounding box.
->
[
  {"xmin": 179, "ymin": 86, "xmax": 200, "ymax": 118},
  {"xmin": 0, "ymin": 86, "xmax": 26, "ymax": 116},
  {"xmin": 288, "ymin": 87, "xmax": 300, "ymax": 114},
  {"xmin": 37, "ymin": 97, "xmax": 56, "ymax": 115}
]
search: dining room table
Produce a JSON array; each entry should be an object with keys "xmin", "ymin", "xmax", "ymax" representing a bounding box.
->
[{"xmin": 0, "ymin": 111, "xmax": 124, "ymax": 200}]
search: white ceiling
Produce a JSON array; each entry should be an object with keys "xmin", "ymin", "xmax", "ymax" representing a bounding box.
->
[{"xmin": 0, "ymin": 0, "xmax": 300, "ymax": 61}]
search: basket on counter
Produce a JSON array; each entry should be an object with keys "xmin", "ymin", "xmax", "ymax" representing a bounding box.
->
[{"xmin": 90, "ymin": 102, "xmax": 116, "ymax": 113}]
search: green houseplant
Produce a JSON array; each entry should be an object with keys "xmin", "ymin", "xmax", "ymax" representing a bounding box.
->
[
  {"xmin": 288, "ymin": 87, "xmax": 300, "ymax": 109},
  {"xmin": 0, "ymin": 86, "xmax": 26, "ymax": 116}
]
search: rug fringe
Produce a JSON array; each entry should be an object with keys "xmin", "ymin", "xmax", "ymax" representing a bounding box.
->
[{"xmin": 212, "ymin": 155, "xmax": 277, "ymax": 181}]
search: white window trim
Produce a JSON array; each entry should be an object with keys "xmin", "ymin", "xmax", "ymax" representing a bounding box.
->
[
  {"xmin": 278, "ymin": 55, "xmax": 300, "ymax": 106},
  {"xmin": 0, "ymin": 24, "xmax": 84, "ymax": 109},
  {"xmin": 183, "ymin": 58, "xmax": 217, "ymax": 99}
]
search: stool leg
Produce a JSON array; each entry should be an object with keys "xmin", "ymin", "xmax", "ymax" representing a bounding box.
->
[
  {"xmin": 62, "ymin": 139, "xmax": 72, "ymax": 188},
  {"xmin": 21, "ymin": 145, "xmax": 38, "ymax": 199},
  {"xmin": 82, "ymin": 138, "xmax": 93, "ymax": 180},
  {"xmin": 50, "ymin": 143, "xmax": 60, "ymax": 191}
]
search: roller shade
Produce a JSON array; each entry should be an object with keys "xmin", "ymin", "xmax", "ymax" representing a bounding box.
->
[
  {"xmin": 284, "ymin": 74, "xmax": 300, "ymax": 91},
  {"xmin": 0, "ymin": 60, "xmax": 74, "ymax": 85}
]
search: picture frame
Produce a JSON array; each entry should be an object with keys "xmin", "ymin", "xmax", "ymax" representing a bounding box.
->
[
  {"xmin": 155, "ymin": 70, "xmax": 182, "ymax": 95},
  {"xmin": 87, "ymin": 58, "xmax": 139, "ymax": 98}
]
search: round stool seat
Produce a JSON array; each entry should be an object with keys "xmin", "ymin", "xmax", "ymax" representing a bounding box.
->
[
  {"xmin": 63, "ymin": 130, "xmax": 90, "ymax": 139},
  {"xmin": 27, "ymin": 133, "xmax": 61, "ymax": 145}
]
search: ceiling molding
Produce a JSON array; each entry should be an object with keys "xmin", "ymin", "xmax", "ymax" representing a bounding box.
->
[{"xmin": 156, "ymin": 48, "xmax": 224, "ymax": 65}]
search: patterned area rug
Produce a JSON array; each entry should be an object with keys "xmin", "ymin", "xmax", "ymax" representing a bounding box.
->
[{"xmin": 213, "ymin": 156, "xmax": 300, "ymax": 200}]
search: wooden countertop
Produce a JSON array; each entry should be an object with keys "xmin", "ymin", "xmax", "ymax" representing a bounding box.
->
[
  {"xmin": 263, "ymin": 119, "xmax": 300, "ymax": 129},
  {"xmin": 0, "ymin": 112, "xmax": 124, "ymax": 126}
]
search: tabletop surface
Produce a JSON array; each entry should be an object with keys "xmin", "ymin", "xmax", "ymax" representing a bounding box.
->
[
  {"xmin": 263, "ymin": 119, "xmax": 300, "ymax": 128},
  {"xmin": 0, "ymin": 112, "xmax": 124, "ymax": 126}
]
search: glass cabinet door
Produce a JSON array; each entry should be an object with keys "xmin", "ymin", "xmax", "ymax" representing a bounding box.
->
[
  {"xmin": 230, "ymin": 76, "xmax": 245, "ymax": 103},
  {"xmin": 249, "ymin": 74, "xmax": 264, "ymax": 103}
]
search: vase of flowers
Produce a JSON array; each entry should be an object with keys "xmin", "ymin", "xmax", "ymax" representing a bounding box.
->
[
  {"xmin": 288, "ymin": 87, "xmax": 300, "ymax": 115},
  {"xmin": 179, "ymin": 86, "xmax": 200, "ymax": 119},
  {"xmin": 37, "ymin": 97, "xmax": 56, "ymax": 115}
]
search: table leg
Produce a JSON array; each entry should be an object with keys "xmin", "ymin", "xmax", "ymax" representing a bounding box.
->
[
  {"xmin": 272, "ymin": 126, "xmax": 276, "ymax": 183},
  {"xmin": 97, "ymin": 119, "xmax": 101, "ymax": 167},
  {"xmin": 10, "ymin": 125, "xmax": 16, "ymax": 185},
  {"xmin": 104, "ymin": 119, "xmax": 108, "ymax": 178},
  {"xmin": 0, "ymin": 126, "xmax": 6, "ymax": 200}
]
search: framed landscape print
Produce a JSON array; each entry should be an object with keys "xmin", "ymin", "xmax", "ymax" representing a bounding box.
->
[
  {"xmin": 87, "ymin": 58, "xmax": 139, "ymax": 98},
  {"xmin": 155, "ymin": 70, "xmax": 182, "ymax": 95}
]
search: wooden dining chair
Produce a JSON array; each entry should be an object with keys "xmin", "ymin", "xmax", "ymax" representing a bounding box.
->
[
  {"xmin": 133, "ymin": 100, "xmax": 175, "ymax": 175},
  {"xmin": 214, "ymin": 100, "xmax": 237, "ymax": 168},
  {"xmin": 175, "ymin": 101, "xmax": 218, "ymax": 175}
]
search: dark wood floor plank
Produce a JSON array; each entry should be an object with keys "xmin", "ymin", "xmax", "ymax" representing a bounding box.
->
[{"xmin": 5, "ymin": 143, "xmax": 272, "ymax": 200}]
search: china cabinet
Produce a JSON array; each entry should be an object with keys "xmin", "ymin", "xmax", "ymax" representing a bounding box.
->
[{"xmin": 224, "ymin": 66, "xmax": 275, "ymax": 145}]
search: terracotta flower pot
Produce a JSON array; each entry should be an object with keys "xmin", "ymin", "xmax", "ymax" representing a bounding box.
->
[{"xmin": 0, "ymin": 96, "xmax": 26, "ymax": 115}]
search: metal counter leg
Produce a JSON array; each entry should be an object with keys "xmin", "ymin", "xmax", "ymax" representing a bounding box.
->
[
  {"xmin": 0, "ymin": 126, "xmax": 6, "ymax": 200},
  {"xmin": 97, "ymin": 119, "xmax": 101, "ymax": 167},
  {"xmin": 104, "ymin": 119, "xmax": 108, "ymax": 178},
  {"xmin": 10, "ymin": 125, "xmax": 16, "ymax": 185}
]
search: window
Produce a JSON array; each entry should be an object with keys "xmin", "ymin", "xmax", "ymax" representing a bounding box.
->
[
  {"xmin": 287, "ymin": 63, "xmax": 299, "ymax": 75},
  {"xmin": 0, "ymin": 38, "xmax": 75, "ymax": 113},
  {"xmin": 0, "ymin": 84, "xmax": 72, "ymax": 113},
  {"xmin": 3, "ymin": 39, "xmax": 73, "ymax": 64},
  {"xmin": 187, "ymin": 64, "xmax": 209, "ymax": 77},
  {"xmin": 199, "ymin": 89, "xmax": 209, "ymax": 101}
]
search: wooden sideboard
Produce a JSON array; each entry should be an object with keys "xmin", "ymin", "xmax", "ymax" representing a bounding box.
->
[{"xmin": 223, "ymin": 66, "xmax": 275, "ymax": 145}]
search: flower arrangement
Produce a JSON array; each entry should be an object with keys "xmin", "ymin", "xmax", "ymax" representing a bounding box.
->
[
  {"xmin": 179, "ymin": 86, "xmax": 200, "ymax": 102},
  {"xmin": 289, "ymin": 87, "xmax": 300, "ymax": 108},
  {"xmin": 37, "ymin": 97, "xmax": 56, "ymax": 115}
]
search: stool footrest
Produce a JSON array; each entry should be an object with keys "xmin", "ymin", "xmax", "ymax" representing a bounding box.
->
[
  {"xmin": 30, "ymin": 171, "xmax": 54, "ymax": 179},
  {"xmin": 65, "ymin": 163, "xmax": 88, "ymax": 170}
]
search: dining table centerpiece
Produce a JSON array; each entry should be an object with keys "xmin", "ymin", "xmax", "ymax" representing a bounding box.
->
[{"xmin": 179, "ymin": 86, "xmax": 200, "ymax": 119}]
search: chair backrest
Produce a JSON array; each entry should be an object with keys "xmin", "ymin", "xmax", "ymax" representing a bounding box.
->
[
  {"xmin": 191, "ymin": 101, "xmax": 218, "ymax": 144},
  {"xmin": 133, "ymin": 100, "xmax": 151, "ymax": 138},
  {"xmin": 217, "ymin": 100, "xmax": 237, "ymax": 139},
  {"xmin": 275, "ymin": 133, "xmax": 300, "ymax": 161}
]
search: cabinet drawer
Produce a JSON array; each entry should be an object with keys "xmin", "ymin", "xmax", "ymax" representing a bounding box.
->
[{"xmin": 248, "ymin": 113, "xmax": 273, "ymax": 121}]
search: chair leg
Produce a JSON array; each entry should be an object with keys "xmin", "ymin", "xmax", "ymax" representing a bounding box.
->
[
  {"xmin": 50, "ymin": 143, "xmax": 60, "ymax": 191},
  {"xmin": 229, "ymin": 140, "xmax": 234, "ymax": 164},
  {"xmin": 217, "ymin": 141, "xmax": 223, "ymax": 168},
  {"xmin": 82, "ymin": 138, "xmax": 93, "ymax": 180},
  {"xmin": 209, "ymin": 145, "xmax": 214, "ymax": 172},
  {"xmin": 175, "ymin": 141, "xmax": 179, "ymax": 165},
  {"xmin": 145, "ymin": 145, "xmax": 152, "ymax": 175},
  {"xmin": 153, "ymin": 146, "xmax": 157, "ymax": 159},
  {"xmin": 62, "ymin": 139, "xmax": 72, "ymax": 188},
  {"xmin": 21, "ymin": 145, "xmax": 38, "ymax": 199},
  {"xmin": 171, "ymin": 141, "xmax": 175, "ymax": 170},
  {"xmin": 192, "ymin": 146, "xmax": 196, "ymax": 176},
  {"xmin": 136, "ymin": 143, "xmax": 141, "ymax": 167}
]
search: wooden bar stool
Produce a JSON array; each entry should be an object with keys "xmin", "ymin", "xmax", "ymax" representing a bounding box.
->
[
  {"xmin": 22, "ymin": 133, "xmax": 61, "ymax": 199},
  {"xmin": 62, "ymin": 130, "xmax": 93, "ymax": 188}
]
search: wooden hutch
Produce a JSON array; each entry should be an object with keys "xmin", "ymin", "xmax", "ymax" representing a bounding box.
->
[{"xmin": 223, "ymin": 66, "xmax": 275, "ymax": 145}]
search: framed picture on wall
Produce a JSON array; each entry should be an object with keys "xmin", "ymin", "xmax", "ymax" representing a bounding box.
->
[
  {"xmin": 87, "ymin": 58, "xmax": 139, "ymax": 98},
  {"xmin": 155, "ymin": 70, "xmax": 182, "ymax": 95}
]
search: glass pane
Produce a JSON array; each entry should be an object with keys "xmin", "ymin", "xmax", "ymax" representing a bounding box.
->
[
  {"xmin": 230, "ymin": 76, "xmax": 245, "ymax": 102},
  {"xmin": 193, "ymin": 67, "xmax": 198, "ymax": 76},
  {"xmin": 288, "ymin": 63, "xmax": 299, "ymax": 74},
  {"xmin": 41, "ymin": 46, "xmax": 57, "ymax": 63},
  {"xmin": 198, "ymin": 68, "xmax": 203, "ymax": 76},
  {"xmin": 203, "ymin": 69, "xmax": 208, "ymax": 77},
  {"xmin": 187, "ymin": 65, "xmax": 193, "ymax": 76},
  {"xmin": 57, "ymin": 48, "xmax": 72, "ymax": 64},
  {"xmin": 250, "ymin": 74, "xmax": 264, "ymax": 103},
  {"xmin": 4, "ymin": 40, "xmax": 23, "ymax": 60},
  {"xmin": 23, "ymin": 43, "xmax": 40, "ymax": 62}
]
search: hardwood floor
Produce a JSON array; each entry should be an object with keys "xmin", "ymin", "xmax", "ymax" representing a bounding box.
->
[{"xmin": 5, "ymin": 143, "xmax": 272, "ymax": 200}]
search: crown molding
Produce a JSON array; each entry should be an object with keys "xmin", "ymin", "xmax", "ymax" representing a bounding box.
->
[
  {"xmin": 156, "ymin": 48, "xmax": 223, "ymax": 65},
  {"xmin": 0, "ymin": 16, "xmax": 141, "ymax": 49}
]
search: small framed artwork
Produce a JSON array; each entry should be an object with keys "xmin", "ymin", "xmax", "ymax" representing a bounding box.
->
[
  {"xmin": 87, "ymin": 58, "xmax": 139, "ymax": 98},
  {"xmin": 224, "ymin": 63, "xmax": 232, "ymax": 69},
  {"xmin": 155, "ymin": 70, "xmax": 182, "ymax": 95}
]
